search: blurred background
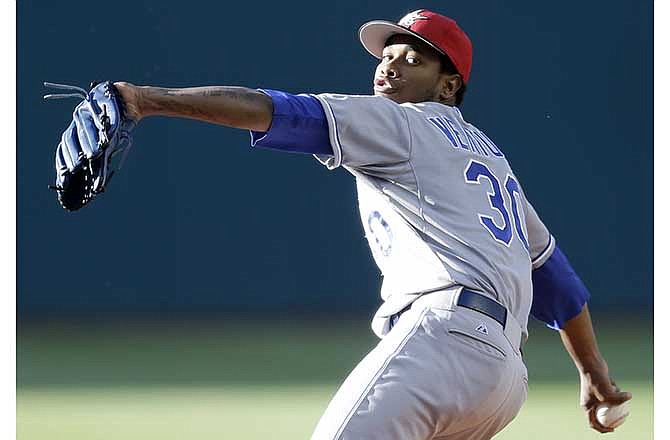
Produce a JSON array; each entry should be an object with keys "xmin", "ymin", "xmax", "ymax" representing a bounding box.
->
[{"xmin": 18, "ymin": 0, "xmax": 652, "ymax": 439}]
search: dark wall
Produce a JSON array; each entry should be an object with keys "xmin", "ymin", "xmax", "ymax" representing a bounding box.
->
[{"xmin": 18, "ymin": 0, "xmax": 653, "ymax": 316}]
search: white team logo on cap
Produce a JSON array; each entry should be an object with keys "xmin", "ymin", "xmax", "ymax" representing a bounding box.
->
[{"xmin": 399, "ymin": 10, "xmax": 429, "ymax": 27}]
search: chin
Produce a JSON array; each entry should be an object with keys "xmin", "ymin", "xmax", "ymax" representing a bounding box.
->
[{"xmin": 374, "ymin": 91, "xmax": 404, "ymax": 103}]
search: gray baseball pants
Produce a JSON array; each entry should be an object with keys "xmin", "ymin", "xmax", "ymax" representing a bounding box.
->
[{"xmin": 310, "ymin": 289, "xmax": 528, "ymax": 440}]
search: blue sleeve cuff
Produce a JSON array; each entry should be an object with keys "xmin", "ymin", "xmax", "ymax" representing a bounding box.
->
[
  {"xmin": 530, "ymin": 245, "xmax": 591, "ymax": 330},
  {"xmin": 250, "ymin": 89, "xmax": 333, "ymax": 155}
]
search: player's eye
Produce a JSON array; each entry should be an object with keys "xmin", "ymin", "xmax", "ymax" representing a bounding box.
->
[
  {"xmin": 382, "ymin": 54, "xmax": 393, "ymax": 61},
  {"xmin": 406, "ymin": 56, "xmax": 420, "ymax": 65}
]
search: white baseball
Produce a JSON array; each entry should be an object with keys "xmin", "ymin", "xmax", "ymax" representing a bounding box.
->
[{"xmin": 596, "ymin": 402, "xmax": 630, "ymax": 429}]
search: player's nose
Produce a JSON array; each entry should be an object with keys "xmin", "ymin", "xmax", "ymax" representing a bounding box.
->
[{"xmin": 381, "ymin": 64, "xmax": 399, "ymax": 79}]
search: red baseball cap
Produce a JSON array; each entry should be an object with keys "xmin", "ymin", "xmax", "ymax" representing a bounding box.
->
[{"xmin": 359, "ymin": 9, "xmax": 473, "ymax": 84}]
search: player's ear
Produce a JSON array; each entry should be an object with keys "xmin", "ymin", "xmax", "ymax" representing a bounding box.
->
[{"xmin": 438, "ymin": 74, "xmax": 463, "ymax": 104}]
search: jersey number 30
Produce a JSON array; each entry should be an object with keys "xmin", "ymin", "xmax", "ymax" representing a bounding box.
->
[{"xmin": 464, "ymin": 160, "xmax": 529, "ymax": 249}]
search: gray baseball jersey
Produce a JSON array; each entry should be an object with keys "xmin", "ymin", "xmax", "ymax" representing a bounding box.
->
[{"xmin": 312, "ymin": 94, "xmax": 555, "ymax": 339}]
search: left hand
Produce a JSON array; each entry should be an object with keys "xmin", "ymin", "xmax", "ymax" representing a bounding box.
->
[
  {"xmin": 579, "ymin": 360, "xmax": 632, "ymax": 433},
  {"xmin": 44, "ymin": 81, "xmax": 137, "ymax": 211}
]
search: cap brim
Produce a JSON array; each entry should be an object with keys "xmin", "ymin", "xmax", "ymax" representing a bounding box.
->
[{"xmin": 358, "ymin": 20, "xmax": 447, "ymax": 59}]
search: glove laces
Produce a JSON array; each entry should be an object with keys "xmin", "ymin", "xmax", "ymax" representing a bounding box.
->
[
  {"xmin": 43, "ymin": 82, "xmax": 90, "ymax": 100},
  {"xmin": 43, "ymin": 81, "xmax": 113, "ymax": 146}
]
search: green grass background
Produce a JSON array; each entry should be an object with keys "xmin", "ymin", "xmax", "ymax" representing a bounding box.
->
[{"xmin": 17, "ymin": 315, "xmax": 652, "ymax": 439}]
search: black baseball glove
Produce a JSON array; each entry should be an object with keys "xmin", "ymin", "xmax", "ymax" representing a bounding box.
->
[{"xmin": 44, "ymin": 81, "xmax": 137, "ymax": 211}]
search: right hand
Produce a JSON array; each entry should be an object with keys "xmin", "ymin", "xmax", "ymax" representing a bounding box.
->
[{"xmin": 579, "ymin": 360, "xmax": 632, "ymax": 433}]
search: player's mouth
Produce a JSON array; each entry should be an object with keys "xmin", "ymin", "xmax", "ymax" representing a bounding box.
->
[{"xmin": 373, "ymin": 78, "xmax": 398, "ymax": 94}]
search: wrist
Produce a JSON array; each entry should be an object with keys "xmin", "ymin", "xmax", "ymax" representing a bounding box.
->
[
  {"xmin": 577, "ymin": 354, "xmax": 607, "ymax": 375},
  {"xmin": 113, "ymin": 82, "xmax": 144, "ymax": 122}
]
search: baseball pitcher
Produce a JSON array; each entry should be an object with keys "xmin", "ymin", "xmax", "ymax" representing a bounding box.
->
[{"xmin": 45, "ymin": 9, "xmax": 632, "ymax": 440}]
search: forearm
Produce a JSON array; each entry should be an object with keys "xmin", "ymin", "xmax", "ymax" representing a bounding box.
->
[
  {"xmin": 558, "ymin": 304, "xmax": 606, "ymax": 373},
  {"xmin": 114, "ymin": 82, "xmax": 273, "ymax": 132}
]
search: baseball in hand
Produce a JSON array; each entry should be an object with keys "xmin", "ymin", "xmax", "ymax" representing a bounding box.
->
[{"xmin": 596, "ymin": 402, "xmax": 630, "ymax": 429}]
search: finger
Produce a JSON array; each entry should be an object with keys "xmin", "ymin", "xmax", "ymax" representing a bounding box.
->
[
  {"xmin": 73, "ymin": 105, "xmax": 100, "ymax": 159},
  {"xmin": 601, "ymin": 378, "xmax": 633, "ymax": 404},
  {"xmin": 592, "ymin": 386, "xmax": 607, "ymax": 402},
  {"xmin": 603, "ymin": 390, "xmax": 633, "ymax": 405},
  {"xmin": 587, "ymin": 406, "xmax": 614, "ymax": 434},
  {"xmin": 61, "ymin": 120, "xmax": 84, "ymax": 171}
]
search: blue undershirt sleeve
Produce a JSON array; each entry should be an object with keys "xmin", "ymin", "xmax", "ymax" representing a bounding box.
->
[
  {"xmin": 249, "ymin": 89, "xmax": 333, "ymax": 155},
  {"xmin": 530, "ymin": 245, "xmax": 591, "ymax": 330}
]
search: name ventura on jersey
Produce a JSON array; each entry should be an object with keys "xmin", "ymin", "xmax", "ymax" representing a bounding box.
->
[{"xmin": 427, "ymin": 116, "xmax": 504, "ymax": 158}]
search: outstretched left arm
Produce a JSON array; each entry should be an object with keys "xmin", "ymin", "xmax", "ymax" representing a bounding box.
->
[{"xmin": 113, "ymin": 82, "xmax": 273, "ymax": 132}]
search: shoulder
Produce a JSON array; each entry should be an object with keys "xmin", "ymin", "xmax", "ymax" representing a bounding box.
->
[
  {"xmin": 316, "ymin": 93, "xmax": 403, "ymax": 109},
  {"xmin": 314, "ymin": 94, "xmax": 410, "ymax": 124},
  {"xmin": 400, "ymin": 101, "xmax": 460, "ymax": 117}
]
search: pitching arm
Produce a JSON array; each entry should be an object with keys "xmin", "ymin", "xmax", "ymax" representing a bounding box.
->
[
  {"xmin": 524, "ymin": 200, "xmax": 632, "ymax": 433},
  {"xmin": 559, "ymin": 304, "xmax": 632, "ymax": 433},
  {"xmin": 523, "ymin": 200, "xmax": 590, "ymax": 329}
]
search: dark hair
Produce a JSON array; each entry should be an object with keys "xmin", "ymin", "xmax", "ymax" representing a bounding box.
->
[{"xmin": 440, "ymin": 55, "xmax": 466, "ymax": 106}]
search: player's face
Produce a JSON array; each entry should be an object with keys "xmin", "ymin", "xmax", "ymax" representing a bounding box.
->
[{"xmin": 373, "ymin": 35, "xmax": 452, "ymax": 104}]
